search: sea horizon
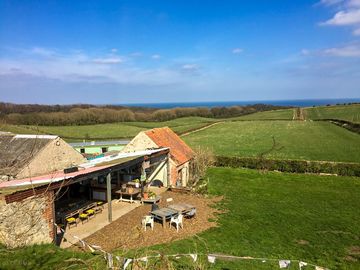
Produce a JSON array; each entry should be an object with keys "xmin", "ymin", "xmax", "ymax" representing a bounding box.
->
[{"xmin": 120, "ymin": 98, "xmax": 360, "ymax": 109}]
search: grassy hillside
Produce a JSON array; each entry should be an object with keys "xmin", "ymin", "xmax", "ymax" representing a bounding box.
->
[
  {"xmin": 183, "ymin": 120, "xmax": 360, "ymax": 163},
  {"xmin": 232, "ymin": 108, "xmax": 294, "ymax": 120},
  {"xmin": 0, "ymin": 117, "xmax": 216, "ymax": 140},
  {"xmin": 139, "ymin": 167, "xmax": 360, "ymax": 269},
  {"xmin": 305, "ymin": 104, "xmax": 360, "ymax": 123}
]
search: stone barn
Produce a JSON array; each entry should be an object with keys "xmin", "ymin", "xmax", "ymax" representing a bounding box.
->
[
  {"xmin": 0, "ymin": 134, "xmax": 170, "ymax": 248},
  {"xmin": 122, "ymin": 127, "xmax": 194, "ymax": 187},
  {"xmin": 0, "ymin": 134, "xmax": 86, "ymax": 182}
]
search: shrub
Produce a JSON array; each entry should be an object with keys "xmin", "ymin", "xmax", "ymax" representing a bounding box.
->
[{"xmin": 215, "ymin": 156, "xmax": 360, "ymax": 177}]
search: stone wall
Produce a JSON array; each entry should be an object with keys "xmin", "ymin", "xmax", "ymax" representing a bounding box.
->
[
  {"xmin": 17, "ymin": 137, "xmax": 86, "ymax": 179},
  {"xmin": 0, "ymin": 191, "xmax": 54, "ymax": 248}
]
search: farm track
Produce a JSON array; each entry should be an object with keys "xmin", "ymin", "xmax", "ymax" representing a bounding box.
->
[{"xmin": 180, "ymin": 121, "xmax": 224, "ymax": 136}]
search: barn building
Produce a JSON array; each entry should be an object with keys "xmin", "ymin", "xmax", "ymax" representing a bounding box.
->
[
  {"xmin": 122, "ymin": 127, "xmax": 194, "ymax": 187},
  {"xmin": 0, "ymin": 133, "xmax": 170, "ymax": 248}
]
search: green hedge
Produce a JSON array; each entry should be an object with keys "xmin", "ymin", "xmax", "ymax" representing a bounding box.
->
[{"xmin": 215, "ymin": 156, "xmax": 360, "ymax": 177}]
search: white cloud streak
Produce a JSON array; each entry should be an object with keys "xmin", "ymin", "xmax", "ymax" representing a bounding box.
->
[
  {"xmin": 320, "ymin": 0, "xmax": 360, "ymax": 35},
  {"xmin": 323, "ymin": 44, "xmax": 360, "ymax": 56},
  {"xmin": 232, "ymin": 48, "xmax": 243, "ymax": 54}
]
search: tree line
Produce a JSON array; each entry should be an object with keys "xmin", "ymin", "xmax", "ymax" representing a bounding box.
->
[{"xmin": 0, "ymin": 102, "xmax": 290, "ymax": 126}]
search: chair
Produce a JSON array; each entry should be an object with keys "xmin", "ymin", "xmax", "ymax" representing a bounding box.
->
[
  {"xmin": 86, "ymin": 209, "xmax": 95, "ymax": 219},
  {"xmin": 94, "ymin": 206, "xmax": 103, "ymax": 214},
  {"xmin": 184, "ymin": 208, "xmax": 196, "ymax": 219},
  {"xmin": 170, "ymin": 214, "xmax": 183, "ymax": 232},
  {"xmin": 97, "ymin": 201, "xmax": 104, "ymax": 209},
  {"xmin": 79, "ymin": 213, "xmax": 89, "ymax": 224},
  {"xmin": 66, "ymin": 217, "xmax": 77, "ymax": 229},
  {"xmin": 151, "ymin": 203, "xmax": 159, "ymax": 212},
  {"xmin": 142, "ymin": 215, "xmax": 154, "ymax": 231}
]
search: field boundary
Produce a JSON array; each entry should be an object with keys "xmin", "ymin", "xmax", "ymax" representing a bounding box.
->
[
  {"xmin": 215, "ymin": 156, "xmax": 360, "ymax": 177},
  {"xmin": 316, "ymin": 119, "xmax": 360, "ymax": 135}
]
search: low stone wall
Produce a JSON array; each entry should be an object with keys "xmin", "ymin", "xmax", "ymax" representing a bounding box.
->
[{"xmin": 0, "ymin": 192, "xmax": 54, "ymax": 248}]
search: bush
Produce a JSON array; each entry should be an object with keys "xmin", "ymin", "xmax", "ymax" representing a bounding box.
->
[{"xmin": 215, "ymin": 156, "xmax": 360, "ymax": 177}]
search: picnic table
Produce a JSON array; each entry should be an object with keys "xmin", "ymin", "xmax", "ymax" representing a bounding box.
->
[
  {"xmin": 168, "ymin": 203, "xmax": 195, "ymax": 214},
  {"xmin": 115, "ymin": 188, "xmax": 141, "ymax": 203},
  {"xmin": 150, "ymin": 207, "xmax": 178, "ymax": 227}
]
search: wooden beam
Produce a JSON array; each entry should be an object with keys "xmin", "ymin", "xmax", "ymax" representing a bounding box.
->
[{"xmin": 106, "ymin": 172, "xmax": 112, "ymax": 222}]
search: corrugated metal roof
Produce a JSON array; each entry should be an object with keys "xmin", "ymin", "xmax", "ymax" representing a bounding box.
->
[
  {"xmin": 69, "ymin": 140, "xmax": 130, "ymax": 147},
  {"xmin": 0, "ymin": 148, "xmax": 168, "ymax": 191}
]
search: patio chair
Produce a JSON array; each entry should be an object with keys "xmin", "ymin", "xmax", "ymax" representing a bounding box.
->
[
  {"xmin": 86, "ymin": 209, "xmax": 95, "ymax": 219},
  {"xmin": 184, "ymin": 208, "xmax": 196, "ymax": 219},
  {"xmin": 79, "ymin": 213, "xmax": 89, "ymax": 224},
  {"xmin": 96, "ymin": 201, "xmax": 104, "ymax": 209},
  {"xmin": 66, "ymin": 217, "xmax": 77, "ymax": 229},
  {"xmin": 141, "ymin": 215, "xmax": 154, "ymax": 231},
  {"xmin": 170, "ymin": 214, "xmax": 183, "ymax": 232}
]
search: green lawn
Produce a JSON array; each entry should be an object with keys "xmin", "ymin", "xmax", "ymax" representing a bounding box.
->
[
  {"xmin": 183, "ymin": 120, "xmax": 360, "ymax": 163},
  {"xmin": 231, "ymin": 108, "xmax": 294, "ymax": 120},
  {"xmin": 133, "ymin": 167, "xmax": 360, "ymax": 269},
  {"xmin": 305, "ymin": 104, "xmax": 360, "ymax": 123},
  {"xmin": 0, "ymin": 117, "xmax": 217, "ymax": 141}
]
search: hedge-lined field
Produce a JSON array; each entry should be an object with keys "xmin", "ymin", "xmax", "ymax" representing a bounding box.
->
[
  {"xmin": 232, "ymin": 108, "xmax": 294, "ymax": 120},
  {"xmin": 183, "ymin": 120, "xmax": 360, "ymax": 163},
  {"xmin": 305, "ymin": 104, "xmax": 360, "ymax": 123},
  {"xmin": 0, "ymin": 117, "xmax": 217, "ymax": 140}
]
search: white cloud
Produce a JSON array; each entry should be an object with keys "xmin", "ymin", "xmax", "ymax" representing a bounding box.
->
[
  {"xmin": 151, "ymin": 54, "xmax": 161, "ymax": 59},
  {"xmin": 181, "ymin": 64, "xmax": 199, "ymax": 70},
  {"xmin": 353, "ymin": 27, "xmax": 360, "ymax": 34},
  {"xmin": 31, "ymin": 47, "xmax": 56, "ymax": 57},
  {"xmin": 322, "ymin": 9, "xmax": 360, "ymax": 25},
  {"xmin": 111, "ymin": 48, "xmax": 118, "ymax": 53},
  {"xmin": 323, "ymin": 44, "xmax": 360, "ymax": 56},
  {"xmin": 320, "ymin": 0, "xmax": 360, "ymax": 35},
  {"xmin": 232, "ymin": 48, "xmax": 243, "ymax": 54},
  {"xmin": 0, "ymin": 48, "xmax": 192, "ymax": 86},
  {"xmin": 130, "ymin": 52, "xmax": 142, "ymax": 57},
  {"xmin": 301, "ymin": 49, "xmax": 310, "ymax": 56},
  {"xmin": 318, "ymin": 0, "xmax": 344, "ymax": 6},
  {"xmin": 348, "ymin": 0, "xmax": 360, "ymax": 7},
  {"xmin": 92, "ymin": 57, "xmax": 123, "ymax": 64}
]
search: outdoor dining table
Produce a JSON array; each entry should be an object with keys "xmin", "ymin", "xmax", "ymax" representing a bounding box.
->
[
  {"xmin": 115, "ymin": 188, "xmax": 141, "ymax": 203},
  {"xmin": 167, "ymin": 203, "xmax": 195, "ymax": 214},
  {"xmin": 150, "ymin": 207, "xmax": 178, "ymax": 227}
]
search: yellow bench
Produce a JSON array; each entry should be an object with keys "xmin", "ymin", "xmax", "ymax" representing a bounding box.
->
[{"xmin": 66, "ymin": 217, "xmax": 77, "ymax": 228}]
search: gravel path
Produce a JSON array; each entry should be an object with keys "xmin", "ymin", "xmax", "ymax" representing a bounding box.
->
[{"xmin": 81, "ymin": 191, "xmax": 222, "ymax": 252}]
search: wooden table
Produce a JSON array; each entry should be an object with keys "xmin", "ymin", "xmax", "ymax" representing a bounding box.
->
[
  {"xmin": 151, "ymin": 207, "xmax": 178, "ymax": 227},
  {"xmin": 168, "ymin": 203, "xmax": 195, "ymax": 214},
  {"xmin": 141, "ymin": 195, "xmax": 161, "ymax": 204},
  {"xmin": 115, "ymin": 189, "xmax": 141, "ymax": 203}
]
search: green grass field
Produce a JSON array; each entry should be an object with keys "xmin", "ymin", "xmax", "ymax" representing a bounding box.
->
[
  {"xmin": 134, "ymin": 167, "xmax": 360, "ymax": 269},
  {"xmin": 183, "ymin": 120, "xmax": 360, "ymax": 163},
  {"xmin": 305, "ymin": 104, "xmax": 360, "ymax": 123},
  {"xmin": 0, "ymin": 117, "xmax": 216, "ymax": 141},
  {"xmin": 232, "ymin": 108, "xmax": 294, "ymax": 120},
  {"xmin": 2, "ymin": 168, "xmax": 359, "ymax": 269}
]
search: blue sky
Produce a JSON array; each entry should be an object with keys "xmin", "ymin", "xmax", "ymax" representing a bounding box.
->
[{"xmin": 0, "ymin": 0, "xmax": 359, "ymax": 104}]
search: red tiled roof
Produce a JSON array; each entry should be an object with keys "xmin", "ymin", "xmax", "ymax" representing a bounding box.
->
[{"xmin": 145, "ymin": 127, "xmax": 194, "ymax": 165}]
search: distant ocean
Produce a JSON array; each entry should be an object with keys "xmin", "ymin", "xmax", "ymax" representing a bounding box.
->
[{"xmin": 122, "ymin": 98, "xmax": 360, "ymax": 109}]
